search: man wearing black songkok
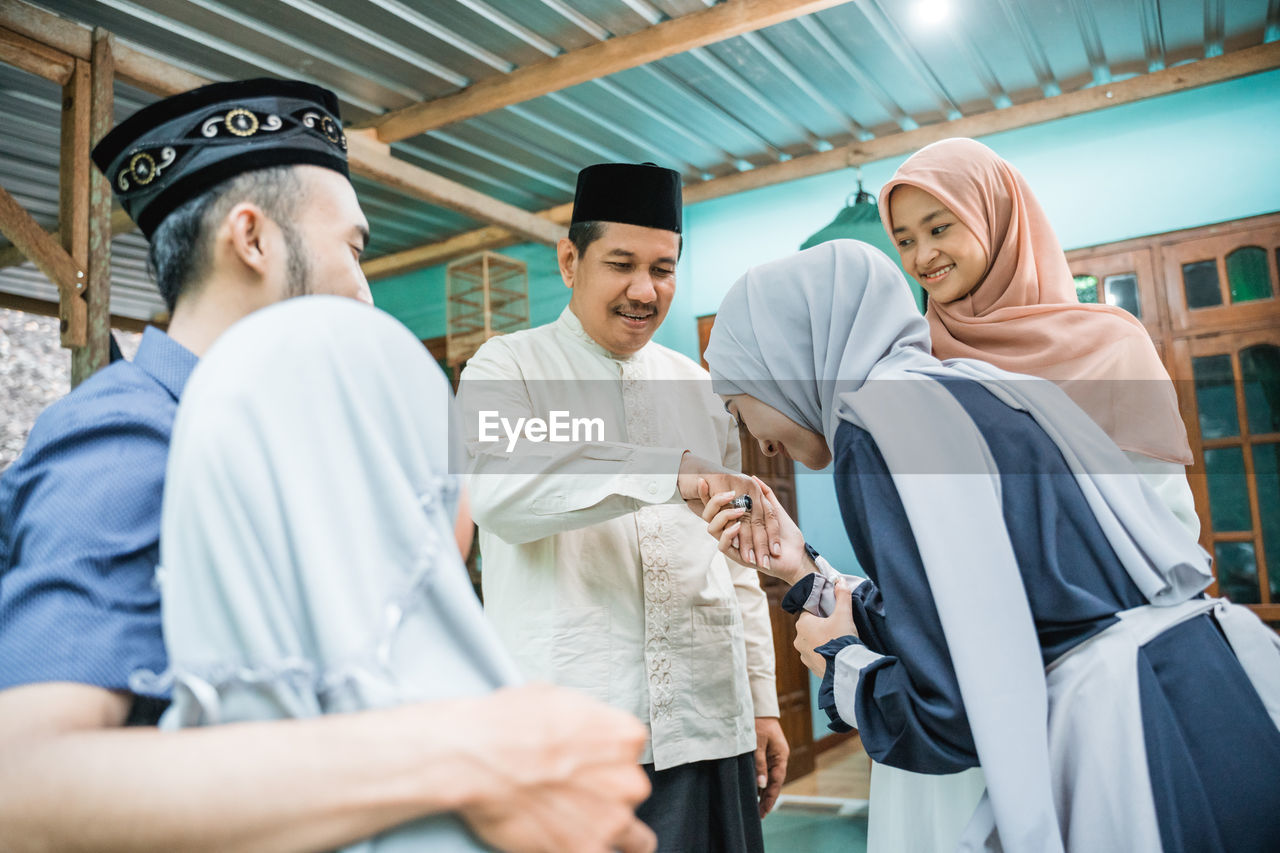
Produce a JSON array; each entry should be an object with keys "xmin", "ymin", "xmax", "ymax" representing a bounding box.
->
[
  {"xmin": 461, "ymin": 163, "xmax": 788, "ymax": 853},
  {"xmin": 0, "ymin": 80, "xmax": 655, "ymax": 853}
]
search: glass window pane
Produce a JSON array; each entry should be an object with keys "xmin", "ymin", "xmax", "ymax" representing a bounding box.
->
[
  {"xmin": 1225, "ymin": 246, "xmax": 1272, "ymax": 303},
  {"xmin": 1074, "ymin": 274, "xmax": 1098, "ymax": 304},
  {"xmin": 1182, "ymin": 259, "xmax": 1222, "ymax": 309},
  {"xmin": 1253, "ymin": 443, "xmax": 1280, "ymax": 601},
  {"xmin": 1204, "ymin": 447, "xmax": 1251, "ymax": 531},
  {"xmin": 1192, "ymin": 354, "xmax": 1240, "ymax": 439},
  {"xmin": 1214, "ymin": 542, "xmax": 1260, "ymax": 604},
  {"xmin": 1241, "ymin": 344, "xmax": 1280, "ymax": 435},
  {"xmin": 1102, "ymin": 273, "xmax": 1141, "ymax": 318}
]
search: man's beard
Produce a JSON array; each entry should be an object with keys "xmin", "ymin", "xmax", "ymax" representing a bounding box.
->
[{"xmin": 281, "ymin": 222, "xmax": 313, "ymax": 298}]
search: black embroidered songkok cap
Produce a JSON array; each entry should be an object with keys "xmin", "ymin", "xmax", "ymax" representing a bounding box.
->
[
  {"xmin": 91, "ymin": 78, "xmax": 348, "ymax": 239},
  {"xmin": 571, "ymin": 162, "xmax": 682, "ymax": 234}
]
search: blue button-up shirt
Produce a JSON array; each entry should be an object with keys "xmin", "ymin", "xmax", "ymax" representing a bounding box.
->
[{"xmin": 0, "ymin": 328, "xmax": 197, "ymax": 696}]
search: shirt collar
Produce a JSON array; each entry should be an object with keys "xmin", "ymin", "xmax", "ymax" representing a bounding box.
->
[
  {"xmin": 555, "ymin": 305, "xmax": 645, "ymax": 363},
  {"xmin": 133, "ymin": 326, "xmax": 198, "ymax": 402}
]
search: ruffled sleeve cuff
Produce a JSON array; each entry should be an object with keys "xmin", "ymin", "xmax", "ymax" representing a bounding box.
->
[
  {"xmin": 816, "ymin": 637, "xmax": 884, "ymax": 733},
  {"xmin": 782, "ymin": 567, "xmax": 865, "ymax": 618},
  {"xmin": 781, "ymin": 574, "xmax": 817, "ymax": 615}
]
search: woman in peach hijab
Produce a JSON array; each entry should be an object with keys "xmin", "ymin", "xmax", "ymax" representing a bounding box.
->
[
  {"xmin": 872, "ymin": 137, "xmax": 1198, "ymax": 852},
  {"xmin": 880, "ymin": 138, "xmax": 1194, "ymax": 497}
]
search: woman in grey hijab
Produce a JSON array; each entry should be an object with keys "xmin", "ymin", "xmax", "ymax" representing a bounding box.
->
[{"xmin": 703, "ymin": 239, "xmax": 1280, "ymax": 853}]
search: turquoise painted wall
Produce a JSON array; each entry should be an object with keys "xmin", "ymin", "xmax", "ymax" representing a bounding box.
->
[{"xmin": 372, "ymin": 69, "xmax": 1280, "ymax": 738}]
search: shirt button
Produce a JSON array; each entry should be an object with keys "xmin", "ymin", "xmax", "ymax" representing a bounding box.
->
[{"xmin": 647, "ymin": 482, "xmax": 658, "ymax": 495}]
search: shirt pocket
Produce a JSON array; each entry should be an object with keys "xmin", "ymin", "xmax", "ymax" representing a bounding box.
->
[{"xmin": 687, "ymin": 605, "xmax": 747, "ymax": 720}]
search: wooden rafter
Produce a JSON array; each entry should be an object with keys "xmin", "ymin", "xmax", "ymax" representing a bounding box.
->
[
  {"xmin": 0, "ymin": 183, "xmax": 84, "ymax": 296},
  {"xmin": 0, "ymin": 208, "xmax": 136, "ymax": 271},
  {"xmin": 0, "ymin": 23, "xmax": 73, "ymax": 83},
  {"xmin": 356, "ymin": 0, "xmax": 855, "ymax": 143},
  {"xmin": 0, "ymin": 289, "xmax": 160, "ymax": 333},
  {"xmin": 347, "ymin": 132, "xmax": 565, "ymax": 246},
  {"xmin": 0, "ymin": 0, "xmax": 205, "ymax": 94},
  {"xmin": 361, "ymin": 203, "xmax": 572, "ymax": 281},
  {"xmin": 364, "ymin": 40, "xmax": 1280, "ymax": 281}
]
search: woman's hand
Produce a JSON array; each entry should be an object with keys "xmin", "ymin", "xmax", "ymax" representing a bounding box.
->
[
  {"xmin": 794, "ymin": 582, "xmax": 858, "ymax": 678},
  {"xmin": 700, "ymin": 477, "xmax": 810, "ymax": 586}
]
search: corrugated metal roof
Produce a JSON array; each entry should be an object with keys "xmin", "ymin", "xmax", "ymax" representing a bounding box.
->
[{"xmin": 2, "ymin": 0, "xmax": 1277, "ymax": 321}]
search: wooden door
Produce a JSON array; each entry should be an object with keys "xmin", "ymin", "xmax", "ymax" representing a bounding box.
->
[{"xmin": 698, "ymin": 313, "xmax": 815, "ymax": 780}]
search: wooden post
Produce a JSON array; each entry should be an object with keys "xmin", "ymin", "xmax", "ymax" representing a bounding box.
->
[
  {"xmin": 57, "ymin": 55, "xmax": 89, "ymax": 350},
  {"xmin": 482, "ymin": 252, "xmax": 491, "ymax": 340},
  {"xmin": 71, "ymin": 27, "xmax": 113, "ymax": 385}
]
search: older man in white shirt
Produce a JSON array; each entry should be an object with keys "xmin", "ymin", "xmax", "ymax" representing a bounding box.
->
[{"xmin": 460, "ymin": 163, "xmax": 786, "ymax": 853}]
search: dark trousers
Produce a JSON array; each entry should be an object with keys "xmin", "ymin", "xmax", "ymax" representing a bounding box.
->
[{"xmin": 636, "ymin": 751, "xmax": 765, "ymax": 853}]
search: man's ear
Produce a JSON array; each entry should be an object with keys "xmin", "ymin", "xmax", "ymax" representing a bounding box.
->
[
  {"xmin": 222, "ymin": 202, "xmax": 272, "ymax": 280},
  {"xmin": 557, "ymin": 237, "xmax": 578, "ymax": 289}
]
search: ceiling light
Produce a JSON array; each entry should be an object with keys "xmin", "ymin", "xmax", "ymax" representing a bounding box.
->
[{"xmin": 914, "ymin": 0, "xmax": 950, "ymax": 25}]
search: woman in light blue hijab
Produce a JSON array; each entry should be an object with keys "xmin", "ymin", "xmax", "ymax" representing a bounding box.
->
[
  {"xmin": 703, "ymin": 239, "xmax": 1280, "ymax": 853},
  {"xmin": 150, "ymin": 296, "xmax": 654, "ymax": 853}
]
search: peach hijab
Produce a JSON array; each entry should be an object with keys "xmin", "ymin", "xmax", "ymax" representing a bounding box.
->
[{"xmin": 879, "ymin": 138, "xmax": 1191, "ymax": 464}]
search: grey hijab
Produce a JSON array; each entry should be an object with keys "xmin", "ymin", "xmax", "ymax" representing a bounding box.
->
[
  {"xmin": 705, "ymin": 239, "xmax": 936, "ymax": 449},
  {"xmin": 705, "ymin": 239, "xmax": 1212, "ymax": 853}
]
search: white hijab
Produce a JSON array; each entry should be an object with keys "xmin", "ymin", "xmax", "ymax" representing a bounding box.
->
[{"xmin": 706, "ymin": 240, "xmax": 1212, "ymax": 853}]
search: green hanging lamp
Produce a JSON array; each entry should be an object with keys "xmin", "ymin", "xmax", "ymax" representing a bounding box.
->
[{"xmin": 800, "ymin": 172, "xmax": 925, "ymax": 313}]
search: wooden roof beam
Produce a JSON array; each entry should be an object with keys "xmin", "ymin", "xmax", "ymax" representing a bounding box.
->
[
  {"xmin": 362, "ymin": 203, "xmax": 571, "ymax": 280},
  {"xmin": 0, "ymin": 184, "xmax": 84, "ymax": 298},
  {"xmin": 356, "ymin": 0, "xmax": 855, "ymax": 143},
  {"xmin": 1, "ymin": 0, "xmax": 207, "ymax": 94},
  {"xmin": 347, "ymin": 132, "xmax": 565, "ymax": 246},
  {"xmin": 365, "ymin": 41, "xmax": 1280, "ymax": 281},
  {"xmin": 0, "ymin": 289, "xmax": 162, "ymax": 333},
  {"xmin": 0, "ymin": 208, "xmax": 138, "ymax": 271}
]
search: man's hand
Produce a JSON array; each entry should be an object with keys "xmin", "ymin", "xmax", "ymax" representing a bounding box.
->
[
  {"xmin": 701, "ymin": 479, "xmax": 812, "ymax": 587},
  {"xmin": 753, "ymin": 716, "xmax": 789, "ymax": 818},
  {"xmin": 457, "ymin": 684, "xmax": 656, "ymax": 853},
  {"xmin": 677, "ymin": 453, "xmax": 780, "ymax": 572},
  {"xmin": 0, "ymin": 681, "xmax": 652, "ymax": 853},
  {"xmin": 794, "ymin": 582, "xmax": 858, "ymax": 678}
]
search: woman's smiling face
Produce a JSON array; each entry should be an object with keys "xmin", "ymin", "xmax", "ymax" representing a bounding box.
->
[{"xmin": 888, "ymin": 184, "xmax": 989, "ymax": 305}]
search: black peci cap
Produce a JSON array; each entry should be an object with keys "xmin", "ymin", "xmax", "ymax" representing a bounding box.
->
[
  {"xmin": 91, "ymin": 78, "xmax": 348, "ymax": 239},
  {"xmin": 571, "ymin": 162, "xmax": 682, "ymax": 234}
]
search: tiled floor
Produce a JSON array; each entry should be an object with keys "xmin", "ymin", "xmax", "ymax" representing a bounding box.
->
[
  {"xmin": 762, "ymin": 807, "xmax": 867, "ymax": 853},
  {"xmin": 763, "ymin": 736, "xmax": 871, "ymax": 853}
]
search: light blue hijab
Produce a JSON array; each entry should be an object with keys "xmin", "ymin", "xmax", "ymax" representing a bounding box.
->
[
  {"xmin": 154, "ymin": 296, "xmax": 518, "ymax": 852},
  {"xmin": 705, "ymin": 239, "xmax": 1213, "ymax": 853}
]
